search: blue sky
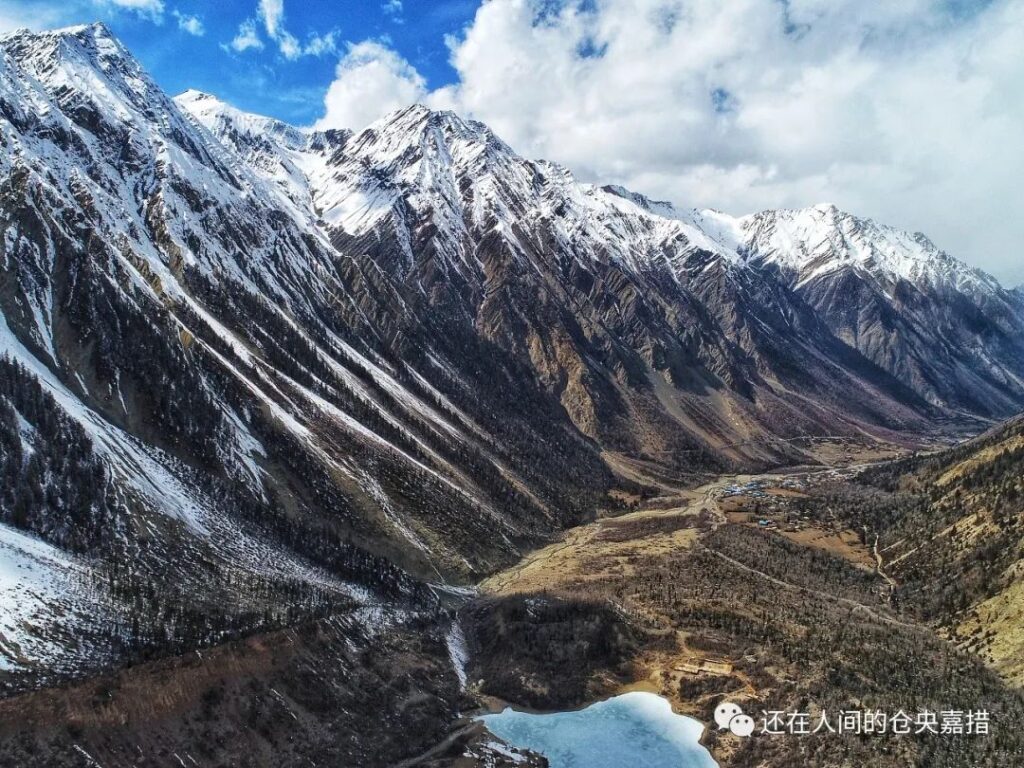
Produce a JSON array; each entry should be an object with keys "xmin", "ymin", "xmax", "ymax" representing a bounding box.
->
[
  {"xmin": 1, "ymin": 0, "xmax": 1021, "ymax": 285},
  {"xmin": 0, "ymin": 0, "xmax": 477, "ymax": 125}
]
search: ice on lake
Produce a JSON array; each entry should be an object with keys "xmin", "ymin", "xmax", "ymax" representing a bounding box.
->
[{"xmin": 478, "ymin": 691, "xmax": 718, "ymax": 768}]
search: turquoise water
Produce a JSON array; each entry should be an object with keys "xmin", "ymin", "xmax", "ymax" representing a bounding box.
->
[{"xmin": 478, "ymin": 692, "xmax": 719, "ymax": 768}]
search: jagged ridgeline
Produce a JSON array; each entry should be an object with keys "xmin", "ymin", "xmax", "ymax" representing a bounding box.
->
[{"xmin": 2, "ymin": 23, "xmax": 1024, "ymax": 685}]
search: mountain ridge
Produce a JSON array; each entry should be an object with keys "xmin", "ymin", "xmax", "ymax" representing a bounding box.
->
[
  {"xmin": 1, "ymin": 22, "xmax": 1023, "ymax": 687},
  {"xmin": 179, "ymin": 89, "xmax": 1021, "ymax": 320},
  {"xmin": 179, "ymin": 86, "xmax": 1024, "ymax": 418}
]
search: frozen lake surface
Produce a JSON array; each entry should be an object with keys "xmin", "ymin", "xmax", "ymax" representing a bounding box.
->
[{"xmin": 478, "ymin": 691, "xmax": 719, "ymax": 768}]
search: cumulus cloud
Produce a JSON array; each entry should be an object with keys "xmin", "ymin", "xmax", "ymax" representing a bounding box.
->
[
  {"xmin": 172, "ymin": 9, "xmax": 203, "ymax": 36},
  {"xmin": 314, "ymin": 0, "xmax": 1024, "ymax": 285},
  {"xmin": 382, "ymin": 0, "xmax": 403, "ymax": 21},
  {"xmin": 314, "ymin": 40, "xmax": 427, "ymax": 131}
]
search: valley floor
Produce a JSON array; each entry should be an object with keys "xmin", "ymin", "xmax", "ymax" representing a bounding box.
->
[
  {"xmin": 3, "ymin": 440, "xmax": 1023, "ymax": 768},
  {"xmin": 461, "ymin": 448, "xmax": 1024, "ymax": 768}
]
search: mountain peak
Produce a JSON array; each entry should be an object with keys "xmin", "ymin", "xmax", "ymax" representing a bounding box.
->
[
  {"xmin": 362, "ymin": 103, "xmax": 512, "ymax": 156},
  {"xmin": 600, "ymin": 184, "xmax": 676, "ymax": 216},
  {"xmin": 1, "ymin": 21, "xmax": 124, "ymax": 60},
  {"xmin": 0, "ymin": 18, "xmax": 165, "ymax": 120},
  {"xmin": 1, "ymin": 21, "xmax": 112, "ymax": 42},
  {"xmin": 738, "ymin": 204, "xmax": 1002, "ymax": 293},
  {"xmin": 382, "ymin": 103, "xmax": 462, "ymax": 126},
  {"xmin": 175, "ymin": 88, "xmax": 312, "ymax": 154},
  {"xmin": 177, "ymin": 88, "xmax": 219, "ymax": 105},
  {"xmin": 63, "ymin": 20, "xmax": 116, "ymax": 40}
]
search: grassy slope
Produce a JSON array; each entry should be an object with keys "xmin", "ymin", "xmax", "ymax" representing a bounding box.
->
[
  {"xmin": 474, "ymin": 471, "xmax": 1024, "ymax": 768},
  {"xmin": 858, "ymin": 415, "xmax": 1024, "ymax": 683}
]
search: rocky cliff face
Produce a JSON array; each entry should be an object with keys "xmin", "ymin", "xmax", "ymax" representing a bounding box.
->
[
  {"xmin": 0, "ymin": 24, "xmax": 606, "ymax": 686},
  {"xmin": 1, "ymin": 23, "xmax": 1023, "ymax": 684},
  {"xmin": 736, "ymin": 205, "xmax": 1024, "ymax": 416},
  {"xmin": 181, "ymin": 98, "xmax": 944, "ymax": 461}
]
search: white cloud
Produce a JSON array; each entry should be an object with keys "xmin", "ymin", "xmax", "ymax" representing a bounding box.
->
[
  {"xmin": 224, "ymin": 0, "xmax": 334, "ymax": 59},
  {"xmin": 0, "ymin": 0, "xmax": 167, "ymax": 29},
  {"xmin": 0, "ymin": 1, "xmax": 66, "ymax": 33},
  {"xmin": 172, "ymin": 9, "xmax": 203, "ymax": 36},
  {"xmin": 303, "ymin": 29, "xmax": 337, "ymax": 57},
  {"xmin": 102, "ymin": 0, "xmax": 164, "ymax": 21},
  {"xmin": 5, "ymin": 0, "xmax": 174, "ymax": 27},
  {"xmin": 277, "ymin": 28, "xmax": 300, "ymax": 59},
  {"xmin": 272, "ymin": 29, "xmax": 336, "ymax": 60},
  {"xmin": 258, "ymin": 0, "xmax": 283, "ymax": 37},
  {"xmin": 382, "ymin": 0, "xmax": 403, "ymax": 21},
  {"xmin": 313, "ymin": 0, "xmax": 1024, "ymax": 285},
  {"xmin": 314, "ymin": 40, "xmax": 426, "ymax": 131},
  {"xmin": 229, "ymin": 17, "xmax": 263, "ymax": 52}
]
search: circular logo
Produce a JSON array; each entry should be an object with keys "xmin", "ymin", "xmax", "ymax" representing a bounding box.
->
[{"xmin": 713, "ymin": 701, "xmax": 754, "ymax": 737}]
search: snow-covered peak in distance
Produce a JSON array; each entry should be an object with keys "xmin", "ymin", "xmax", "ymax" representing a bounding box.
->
[
  {"xmin": 598, "ymin": 185, "xmax": 674, "ymax": 214},
  {"xmin": 353, "ymin": 104, "xmax": 512, "ymax": 157},
  {"xmin": 181, "ymin": 95, "xmax": 708, "ymax": 266},
  {"xmin": 177, "ymin": 88, "xmax": 310, "ymax": 151},
  {"xmin": 299, "ymin": 102, "xmax": 572, "ymax": 271},
  {"xmin": 177, "ymin": 93, "xmax": 1024, "ymax": 422},
  {"xmin": 291, "ymin": 102, "xmax": 757, "ymax": 281},
  {"xmin": 733, "ymin": 203, "xmax": 1003, "ymax": 294},
  {"xmin": 174, "ymin": 86, "xmax": 1015, "ymax": 310},
  {"xmin": 358, "ymin": 107, "xmax": 1012, "ymax": 296},
  {"xmin": 339, "ymin": 103, "xmax": 540, "ymax": 200},
  {"xmin": 6, "ymin": 21, "xmax": 1007, "ymax": 304}
]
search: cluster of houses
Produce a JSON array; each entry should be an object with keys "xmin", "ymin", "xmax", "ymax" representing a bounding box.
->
[
  {"xmin": 721, "ymin": 477, "xmax": 818, "ymax": 533},
  {"xmin": 722, "ymin": 477, "xmax": 808, "ymax": 497},
  {"xmin": 722, "ymin": 481, "xmax": 767, "ymax": 499}
]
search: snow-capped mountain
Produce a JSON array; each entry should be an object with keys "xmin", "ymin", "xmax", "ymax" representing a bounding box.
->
[
  {"xmin": 733, "ymin": 205, "xmax": 1024, "ymax": 414},
  {"xmin": 175, "ymin": 88, "xmax": 348, "ymax": 222},
  {"xmin": 735, "ymin": 203, "xmax": 992, "ymax": 290},
  {"xmin": 0, "ymin": 23, "xmax": 592, "ymax": 682},
  {"xmin": 2, "ymin": 23, "xmax": 1023, "ymax": 684},
  {"xmin": 186, "ymin": 94, "xmax": 1024, "ymax": 418}
]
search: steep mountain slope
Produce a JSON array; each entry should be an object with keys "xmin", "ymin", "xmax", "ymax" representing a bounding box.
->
[
  {"xmin": 856, "ymin": 416, "xmax": 1024, "ymax": 683},
  {"xmin": 187, "ymin": 92, "xmax": 1024, "ymax": 440},
  {"xmin": 735, "ymin": 205, "xmax": 1024, "ymax": 416},
  {"xmin": 0, "ymin": 23, "xmax": 606, "ymax": 684},
  {"xmin": 1, "ymin": 22, "xmax": 1023, "ymax": 692},
  {"xmin": 174, "ymin": 88, "xmax": 348, "ymax": 223},
  {"xmin": 182, "ymin": 98, "xmax": 943, "ymax": 467}
]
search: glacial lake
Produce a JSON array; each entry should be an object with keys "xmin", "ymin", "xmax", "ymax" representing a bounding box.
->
[{"xmin": 477, "ymin": 691, "xmax": 719, "ymax": 768}]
